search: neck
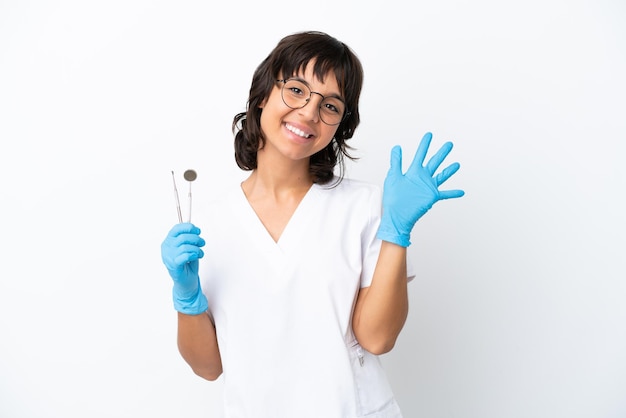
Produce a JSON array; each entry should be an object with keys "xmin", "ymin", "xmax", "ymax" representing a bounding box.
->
[
  {"xmin": 250, "ymin": 147, "xmax": 313, "ymax": 190},
  {"xmin": 243, "ymin": 167, "xmax": 311, "ymax": 196}
]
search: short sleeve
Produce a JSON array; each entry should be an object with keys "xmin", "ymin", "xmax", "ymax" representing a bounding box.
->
[{"xmin": 358, "ymin": 185, "xmax": 380, "ymax": 288}]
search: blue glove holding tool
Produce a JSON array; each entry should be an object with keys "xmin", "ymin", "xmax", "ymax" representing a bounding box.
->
[
  {"xmin": 161, "ymin": 222, "xmax": 208, "ymax": 314},
  {"xmin": 376, "ymin": 132, "xmax": 465, "ymax": 247}
]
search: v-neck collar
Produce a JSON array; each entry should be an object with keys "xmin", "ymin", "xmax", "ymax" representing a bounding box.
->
[{"xmin": 234, "ymin": 183, "xmax": 320, "ymax": 252}]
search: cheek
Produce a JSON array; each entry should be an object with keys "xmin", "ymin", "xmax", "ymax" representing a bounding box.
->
[
  {"xmin": 316, "ymin": 131, "xmax": 337, "ymax": 152},
  {"xmin": 325, "ymin": 125, "xmax": 340, "ymax": 141}
]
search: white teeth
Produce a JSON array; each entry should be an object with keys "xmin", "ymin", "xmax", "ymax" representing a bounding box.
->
[{"xmin": 286, "ymin": 123, "xmax": 311, "ymax": 138}]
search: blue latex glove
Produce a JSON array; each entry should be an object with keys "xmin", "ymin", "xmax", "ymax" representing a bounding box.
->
[
  {"xmin": 161, "ymin": 222, "xmax": 208, "ymax": 314},
  {"xmin": 377, "ymin": 132, "xmax": 465, "ymax": 247}
]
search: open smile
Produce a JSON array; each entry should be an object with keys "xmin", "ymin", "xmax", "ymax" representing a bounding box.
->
[{"xmin": 285, "ymin": 123, "xmax": 314, "ymax": 139}]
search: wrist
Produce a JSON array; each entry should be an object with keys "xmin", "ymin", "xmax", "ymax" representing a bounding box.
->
[
  {"xmin": 376, "ymin": 229, "xmax": 410, "ymax": 247},
  {"xmin": 172, "ymin": 278, "xmax": 208, "ymax": 314},
  {"xmin": 377, "ymin": 213, "xmax": 411, "ymax": 247}
]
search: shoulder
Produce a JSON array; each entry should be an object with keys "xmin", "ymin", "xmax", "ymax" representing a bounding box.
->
[
  {"xmin": 313, "ymin": 177, "xmax": 382, "ymax": 218},
  {"xmin": 316, "ymin": 177, "xmax": 381, "ymax": 200}
]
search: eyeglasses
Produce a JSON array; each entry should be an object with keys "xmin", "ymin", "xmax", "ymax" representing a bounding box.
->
[{"xmin": 277, "ymin": 78, "xmax": 349, "ymax": 126}]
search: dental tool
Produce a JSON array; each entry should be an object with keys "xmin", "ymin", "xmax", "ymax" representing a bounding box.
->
[
  {"xmin": 171, "ymin": 171, "xmax": 183, "ymax": 223},
  {"xmin": 183, "ymin": 169, "xmax": 197, "ymax": 223}
]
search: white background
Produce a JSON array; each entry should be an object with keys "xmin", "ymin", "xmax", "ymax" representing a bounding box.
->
[{"xmin": 1, "ymin": 1, "xmax": 625, "ymax": 417}]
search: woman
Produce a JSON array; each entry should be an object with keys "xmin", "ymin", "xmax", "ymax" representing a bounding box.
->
[{"xmin": 161, "ymin": 30, "xmax": 464, "ymax": 418}]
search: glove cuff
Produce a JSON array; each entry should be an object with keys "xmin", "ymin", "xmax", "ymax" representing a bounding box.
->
[
  {"xmin": 377, "ymin": 215, "xmax": 411, "ymax": 247},
  {"xmin": 173, "ymin": 283, "xmax": 208, "ymax": 315},
  {"xmin": 376, "ymin": 229, "xmax": 411, "ymax": 247}
]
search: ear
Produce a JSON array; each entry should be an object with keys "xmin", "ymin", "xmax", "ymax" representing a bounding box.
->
[{"xmin": 258, "ymin": 98, "xmax": 266, "ymax": 109}]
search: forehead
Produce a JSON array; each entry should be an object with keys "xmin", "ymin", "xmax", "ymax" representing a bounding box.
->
[{"xmin": 292, "ymin": 62, "xmax": 340, "ymax": 93}]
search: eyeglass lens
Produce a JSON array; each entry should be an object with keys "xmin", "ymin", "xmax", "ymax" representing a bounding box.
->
[{"xmin": 281, "ymin": 79, "xmax": 346, "ymax": 125}]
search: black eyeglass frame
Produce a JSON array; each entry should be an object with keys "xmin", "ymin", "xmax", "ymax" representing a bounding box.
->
[{"xmin": 276, "ymin": 78, "xmax": 351, "ymax": 126}]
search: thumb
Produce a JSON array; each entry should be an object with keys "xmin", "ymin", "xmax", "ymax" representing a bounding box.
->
[{"xmin": 388, "ymin": 145, "xmax": 403, "ymax": 175}]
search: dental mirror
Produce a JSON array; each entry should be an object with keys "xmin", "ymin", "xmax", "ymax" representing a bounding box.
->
[{"xmin": 183, "ymin": 169, "xmax": 197, "ymax": 222}]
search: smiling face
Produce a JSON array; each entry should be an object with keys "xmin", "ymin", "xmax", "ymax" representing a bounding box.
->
[
  {"xmin": 257, "ymin": 63, "xmax": 343, "ymax": 169},
  {"xmin": 233, "ymin": 32, "xmax": 364, "ymax": 184}
]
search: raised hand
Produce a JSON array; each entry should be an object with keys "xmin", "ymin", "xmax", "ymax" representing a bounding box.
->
[{"xmin": 376, "ymin": 132, "xmax": 465, "ymax": 247}]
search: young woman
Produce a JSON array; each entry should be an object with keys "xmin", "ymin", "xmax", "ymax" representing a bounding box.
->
[{"xmin": 161, "ymin": 30, "xmax": 464, "ymax": 418}]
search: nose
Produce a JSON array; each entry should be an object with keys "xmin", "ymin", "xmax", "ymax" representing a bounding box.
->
[{"xmin": 298, "ymin": 93, "xmax": 324, "ymax": 122}]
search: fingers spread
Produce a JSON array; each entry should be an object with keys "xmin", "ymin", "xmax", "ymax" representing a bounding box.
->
[
  {"xmin": 435, "ymin": 162, "xmax": 461, "ymax": 186},
  {"xmin": 426, "ymin": 141, "xmax": 454, "ymax": 176},
  {"xmin": 438, "ymin": 189, "xmax": 465, "ymax": 200},
  {"xmin": 434, "ymin": 162, "xmax": 464, "ymax": 199},
  {"xmin": 406, "ymin": 132, "xmax": 432, "ymax": 174}
]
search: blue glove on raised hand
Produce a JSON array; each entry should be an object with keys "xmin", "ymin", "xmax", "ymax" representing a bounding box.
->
[
  {"xmin": 160, "ymin": 222, "xmax": 208, "ymax": 315},
  {"xmin": 377, "ymin": 132, "xmax": 465, "ymax": 247}
]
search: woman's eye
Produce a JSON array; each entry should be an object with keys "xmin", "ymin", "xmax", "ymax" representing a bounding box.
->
[
  {"xmin": 289, "ymin": 87, "xmax": 304, "ymax": 96},
  {"xmin": 326, "ymin": 104, "xmax": 338, "ymax": 113},
  {"xmin": 323, "ymin": 102, "xmax": 341, "ymax": 114}
]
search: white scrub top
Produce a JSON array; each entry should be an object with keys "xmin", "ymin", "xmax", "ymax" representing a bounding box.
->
[{"xmin": 198, "ymin": 177, "xmax": 410, "ymax": 418}]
